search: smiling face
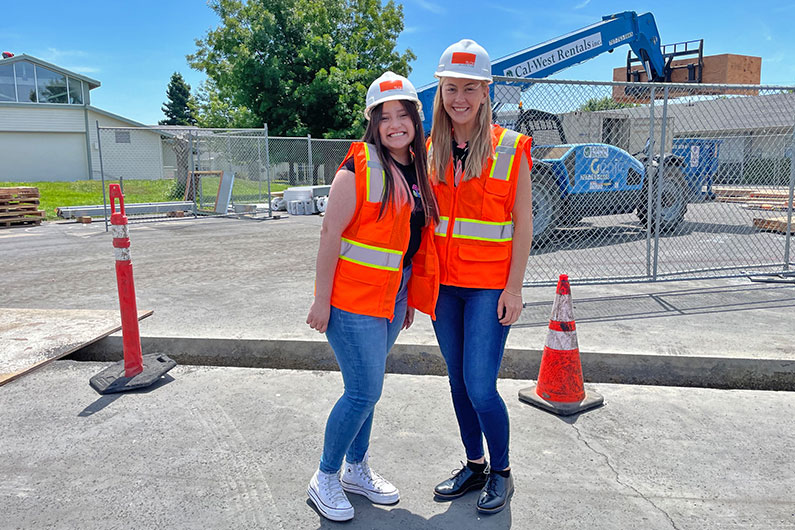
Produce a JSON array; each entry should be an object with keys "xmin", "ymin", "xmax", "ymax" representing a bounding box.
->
[
  {"xmin": 440, "ymin": 77, "xmax": 489, "ymax": 130},
  {"xmin": 377, "ymin": 99, "xmax": 416, "ymax": 159}
]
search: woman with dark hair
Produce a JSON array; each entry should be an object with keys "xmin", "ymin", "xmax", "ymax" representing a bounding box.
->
[
  {"xmin": 428, "ymin": 40, "xmax": 533, "ymax": 515},
  {"xmin": 305, "ymin": 71, "xmax": 439, "ymax": 522}
]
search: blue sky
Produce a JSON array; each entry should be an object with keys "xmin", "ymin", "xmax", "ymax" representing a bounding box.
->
[{"xmin": 3, "ymin": 0, "xmax": 793, "ymax": 125}]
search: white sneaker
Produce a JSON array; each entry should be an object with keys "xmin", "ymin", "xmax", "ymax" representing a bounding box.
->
[
  {"xmin": 341, "ymin": 453, "xmax": 400, "ymax": 504},
  {"xmin": 307, "ymin": 469, "xmax": 354, "ymax": 522}
]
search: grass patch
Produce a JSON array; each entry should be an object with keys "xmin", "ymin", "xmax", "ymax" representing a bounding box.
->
[{"xmin": 0, "ymin": 179, "xmax": 290, "ymax": 220}]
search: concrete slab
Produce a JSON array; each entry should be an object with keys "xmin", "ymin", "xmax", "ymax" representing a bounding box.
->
[
  {"xmin": 2, "ymin": 361, "xmax": 793, "ymax": 529},
  {"xmin": 0, "ymin": 308, "xmax": 153, "ymax": 385}
]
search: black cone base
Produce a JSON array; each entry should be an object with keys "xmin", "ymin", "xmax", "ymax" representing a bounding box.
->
[
  {"xmin": 90, "ymin": 353, "xmax": 177, "ymax": 394},
  {"xmin": 518, "ymin": 385, "xmax": 604, "ymax": 416}
]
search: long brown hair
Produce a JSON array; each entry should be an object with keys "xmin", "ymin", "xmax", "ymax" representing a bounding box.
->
[
  {"xmin": 363, "ymin": 100, "xmax": 439, "ymax": 225},
  {"xmin": 429, "ymin": 79, "xmax": 493, "ymax": 183}
]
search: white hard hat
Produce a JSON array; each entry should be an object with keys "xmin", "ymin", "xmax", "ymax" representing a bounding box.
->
[
  {"xmin": 435, "ymin": 39, "xmax": 492, "ymax": 83},
  {"xmin": 364, "ymin": 71, "xmax": 421, "ymax": 120}
]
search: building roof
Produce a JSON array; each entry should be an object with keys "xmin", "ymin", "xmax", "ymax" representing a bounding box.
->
[
  {"xmin": 592, "ymin": 91, "xmax": 795, "ymax": 136},
  {"xmin": 0, "ymin": 54, "xmax": 101, "ymax": 90}
]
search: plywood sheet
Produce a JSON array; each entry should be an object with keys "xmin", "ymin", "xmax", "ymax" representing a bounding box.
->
[{"xmin": 0, "ymin": 308, "xmax": 153, "ymax": 386}]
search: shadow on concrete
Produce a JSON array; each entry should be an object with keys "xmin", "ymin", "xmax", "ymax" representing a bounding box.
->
[
  {"xmin": 306, "ymin": 495, "xmax": 513, "ymax": 529},
  {"xmin": 515, "ymin": 284, "xmax": 795, "ymax": 328},
  {"xmin": 77, "ymin": 374, "xmax": 175, "ymax": 417}
]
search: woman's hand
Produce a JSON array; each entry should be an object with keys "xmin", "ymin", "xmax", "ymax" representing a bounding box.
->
[
  {"xmin": 402, "ymin": 306, "xmax": 415, "ymax": 330},
  {"xmin": 306, "ymin": 299, "xmax": 331, "ymax": 333},
  {"xmin": 497, "ymin": 289, "xmax": 523, "ymax": 326}
]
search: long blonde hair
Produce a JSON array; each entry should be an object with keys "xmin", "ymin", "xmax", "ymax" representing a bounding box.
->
[{"xmin": 429, "ymin": 79, "xmax": 493, "ymax": 183}]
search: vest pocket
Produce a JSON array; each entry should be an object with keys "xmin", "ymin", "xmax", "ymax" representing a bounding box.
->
[
  {"xmin": 458, "ymin": 243, "xmax": 511, "ymax": 262},
  {"xmin": 356, "ymin": 202, "xmax": 395, "ymax": 243},
  {"xmin": 335, "ymin": 260, "xmax": 390, "ymax": 314},
  {"xmin": 482, "ymin": 177, "xmax": 512, "ymax": 220}
]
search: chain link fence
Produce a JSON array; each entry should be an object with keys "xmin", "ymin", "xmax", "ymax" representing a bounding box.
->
[
  {"xmin": 92, "ymin": 125, "xmax": 354, "ymax": 225},
  {"xmin": 90, "ymin": 78, "xmax": 794, "ymax": 285},
  {"xmin": 492, "ymin": 77, "xmax": 795, "ymax": 285}
]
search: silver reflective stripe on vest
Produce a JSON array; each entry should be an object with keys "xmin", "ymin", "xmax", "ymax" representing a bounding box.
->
[
  {"xmin": 452, "ymin": 218, "xmax": 513, "ymax": 242},
  {"xmin": 364, "ymin": 143, "xmax": 385, "ymax": 202},
  {"xmin": 434, "ymin": 216, "xmax": 449, "ymax": 237},
  {"xmin": 340, "ymin": 237, "xmax": 402, "ymax": 271},
  {"xmin": 489, "ymin": 129, "xmax": 521, "ymax": 181}
]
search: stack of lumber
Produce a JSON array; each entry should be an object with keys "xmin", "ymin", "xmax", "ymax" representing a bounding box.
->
[
  {"xmin": 713, "ymin": 187, "xmax": 792, "ymax": 212},
  {"xmin": 0, "ymin": 187, "xmax": 45, "ymax": 228},
  {"xmin": 752, "ymin": 216, "xmax": 794, "ymax": 234}
]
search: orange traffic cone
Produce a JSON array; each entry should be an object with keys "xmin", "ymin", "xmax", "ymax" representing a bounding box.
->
[{"xmin": 518, "ymin": 274, "xmax": 603, "ymax": 415}]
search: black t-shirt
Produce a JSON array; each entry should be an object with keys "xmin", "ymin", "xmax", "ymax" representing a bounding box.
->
[{"xmin": 343, "ymin": 156, "xmax": 425, "ymax": 268}]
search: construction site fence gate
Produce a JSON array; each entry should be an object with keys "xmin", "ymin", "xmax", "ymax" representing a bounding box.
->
[{"xmin": 96, "ymin": 77, "xmax": 794, "ymax": 286}]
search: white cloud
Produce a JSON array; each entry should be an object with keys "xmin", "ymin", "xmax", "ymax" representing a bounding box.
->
[
  {"xmin": 574, "ymin": 0, "xmax": 591, "ymax": 9},
  {"xmin": 414, "ymin": 0, "xmax": 445, "ymax": 15}
]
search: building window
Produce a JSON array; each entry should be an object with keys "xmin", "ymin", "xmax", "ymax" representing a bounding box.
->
[
  {"xmin": 115, "ymin": 131, "xmax": 131, "ymax": 144},
  {"xmin": 0, "ymin": 64, "xmax": 15, "ymax": 102},
  {"xmin": 36, "ymin": 65, "xmax": 68, "ymax": 104},
  {"xmin": 14, "ymin": 61, "xmax": 37, "ymax": 102},
  {"xmin": 68, "ymin": 77, "xmax": 83, "ymax": 104}
]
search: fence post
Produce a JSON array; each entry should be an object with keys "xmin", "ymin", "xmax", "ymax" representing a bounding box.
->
[
  {"xmin": 784, "ymin": 121, "xmax": 795, "ymax": 270},
  {"xmin": 307, "ymin": 133, "xmax": 313, "ymax": 185},
  {"xmin": 265, "ymin": 124, "xmax": 272, "ymax": 219},
  {"xmin": 257, "ymin": 131, "xmax": 263, "ymax": 202},
  {"xmin": 189, "ymin": 131, "xmax": 197, "ymax": 214},
  {"xmin": 646, "ymin": 86, "xmax": 655, "ymax": 279},
  {"xmin": 97, "ymin": 121, "xmax": 109, "ymax": 232},
  {"xmin": 652, "ymin": 86, "xmax": 670, "ymax": 281}
]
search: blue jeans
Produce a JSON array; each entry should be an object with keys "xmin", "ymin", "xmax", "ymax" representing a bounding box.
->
[
  {"xmin": 318, "ymin": 266, "xmax": 410, "ymax": 474},
  {"xmin": 432, "ymin": 284, "xmax": 511, "ymax": 471}
]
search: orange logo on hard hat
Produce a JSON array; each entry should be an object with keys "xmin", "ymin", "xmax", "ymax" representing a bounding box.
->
[
  {"xmin": 451, "ymin": 52, "xmax": 477, "ymax": 66},
  {"xmin": 380, "ymin": 80, "xmax": 403, "ymax": 91}
]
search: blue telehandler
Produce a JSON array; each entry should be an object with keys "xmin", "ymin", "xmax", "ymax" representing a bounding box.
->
[{"xmin": 417, "ymin": 11, "xmax": 705, "ymax": 244}]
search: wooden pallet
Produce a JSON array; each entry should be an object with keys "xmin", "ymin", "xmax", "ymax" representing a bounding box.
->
[
  {"xmin": 0, "ymin": 187, "xmax": 45, "ymax": 228},
  {"xmin": 753, "ymin": 217, "xmax": 794, "ymax": 234}
]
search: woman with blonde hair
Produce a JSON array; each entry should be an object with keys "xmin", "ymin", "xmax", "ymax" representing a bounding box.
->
[
  {"xmin": 305, "ymin": 71, "xmax": 439, "ymax": 522},
  {"xmin": 427, "ymin": 39, "xmax": 533, "ymax": 515}
]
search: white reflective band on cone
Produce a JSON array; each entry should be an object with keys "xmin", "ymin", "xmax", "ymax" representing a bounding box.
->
[
  {"xmin": 551, "ymin": 294, "xmax": 574, "ymax": 322},
  {"xmin": 546, "ymin": 329, "xmax": 578, "ymax": 351},
  {"xmin": 452, "ymin": 218, "xmax": 513, "ymax": 242},
  {"xmin": 110, "ymin": 225, "xmax": 129, "ymax": 239},
  {"xmin": 114, "ymin": 247, "xmax": 131, "ymax": 261},
  {"xmin": 340, "ymin": 238, "xmax": 402, "ymax": 271}
]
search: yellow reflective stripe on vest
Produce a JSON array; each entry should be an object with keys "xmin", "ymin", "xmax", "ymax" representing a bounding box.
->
[
  {"xmin": 364, "ymin": 143, "xmax": 385, "ymax": 202},
  {"xmin": 434, "ymin": 216, "xmax": 449, "ymax": 237},
  {"xmin": 451, "ymin": 217, "xmax": 513, "ymax": 242},
  {"xmin": 488, "ymin": 129, "xmax": 521, "ymax": 181},
  {"xmin": 340, "ymin": 237, "xmax": 402, "ymax": 271}
]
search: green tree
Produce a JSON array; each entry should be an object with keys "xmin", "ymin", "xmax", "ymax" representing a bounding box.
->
[
  {"xmin": 191, "ymin": 79, "xmax": 260, "ymax": 128},
  {"xmin": 578, "ymin": 96, "xmax": 638, "ymax": 112},
  {"xmin": 159, "ymin": 72, "xmax": 197, "ymax": 126},
  {"xmin": 188, "ymin": 0, "xmax": 414, "ymax": 139}
]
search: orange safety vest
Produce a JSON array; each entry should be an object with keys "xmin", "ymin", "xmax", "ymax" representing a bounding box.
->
[
  {"xmin": 430, "ymin": 125, "xmax": 532, "ymax": 289},
  {"xmin": 330, "ymin": 142, "xmax": 439, "ymax": 319}
]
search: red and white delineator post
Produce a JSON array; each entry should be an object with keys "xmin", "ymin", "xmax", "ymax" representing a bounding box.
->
[{"xmin": 89, "ymin": 184, "xmax": 176, "ymax": 394}]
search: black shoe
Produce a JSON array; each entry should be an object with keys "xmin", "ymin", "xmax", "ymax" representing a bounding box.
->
[
  {"xmin": 476, "ymin": 472, "xmax": 514, "ymax": 514},
  {"xmin": 434, "ymin": 462, "xmax": 489, "ymax": 499}
]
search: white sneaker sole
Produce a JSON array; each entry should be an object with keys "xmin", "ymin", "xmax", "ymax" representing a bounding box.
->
[
  {"xmin": 306, "ymin": 486, "xmax": 354, "ymax": 522},
  {"xmin": 341, "ymin": 480, "xmax": 400, "ymax": 505}
]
